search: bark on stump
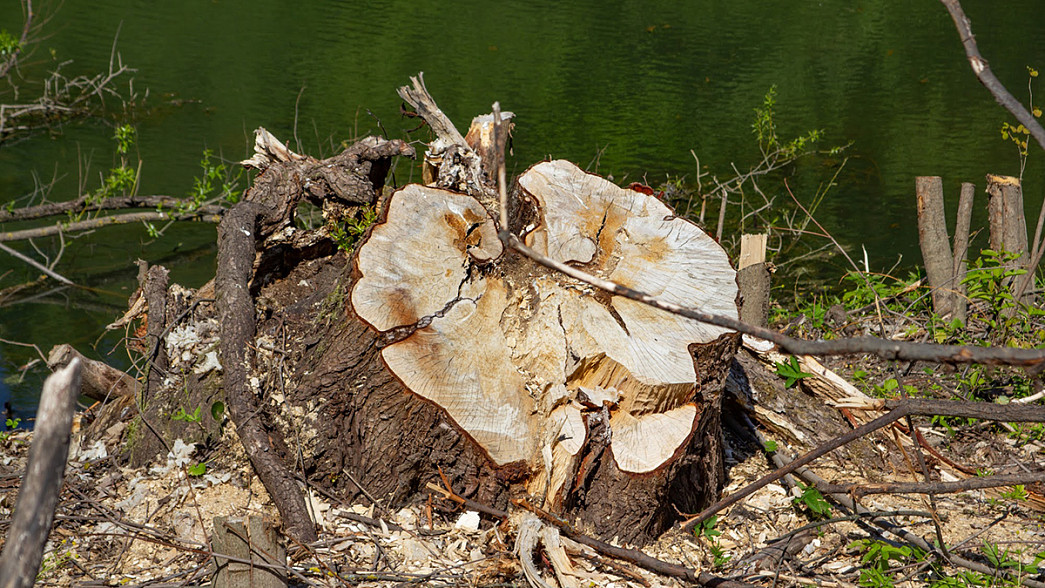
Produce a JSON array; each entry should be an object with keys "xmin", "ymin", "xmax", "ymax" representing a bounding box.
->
[{"xmin": 279, "ymin": 79, "xmax": 742, "ymax": 544}]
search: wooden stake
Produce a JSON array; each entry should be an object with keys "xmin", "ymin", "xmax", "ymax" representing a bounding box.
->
[
  {"xmin": 0, "ymin": 360, "xmax": 82, "ymax": 588},
  {"xmin": 737, "ymin": 234, "xmax": 771, "ymax": 328},
  {"xmin": 916, "ymin": 176, "xmax": 959, "ymax": 319},
  {"xmin": 211, "ymin": 516, "xmax": 287, "ymax": 588},
  {"xmin": 986, "ymin": 174, "xmax": 1033, "ymax": 306},
  {"xmin": 951, "ymin": 182, "xmax": 974, "ymax": 324}
]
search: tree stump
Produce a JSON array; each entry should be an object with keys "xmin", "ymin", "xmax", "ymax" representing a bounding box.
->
[{"xmin": 265, "ymin": 79, "xmax": 741, "ymax": 544}]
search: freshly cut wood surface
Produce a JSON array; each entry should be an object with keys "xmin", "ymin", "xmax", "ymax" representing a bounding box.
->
[{"xmin": 352, "ymin": 159, "xmax": 739, "ymax": 495}]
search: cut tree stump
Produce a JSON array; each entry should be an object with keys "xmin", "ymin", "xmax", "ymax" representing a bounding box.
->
[
  {"xmin": 916, "ymin": 176, "xmax": 961, "ymax": 320},
  {"xmin": 986, "ymin": 174, "xmax": 1034, "ymax": 307},
  {"xmin": 274, "ymin": 79, "xmax": 741, "ymax": 544}
]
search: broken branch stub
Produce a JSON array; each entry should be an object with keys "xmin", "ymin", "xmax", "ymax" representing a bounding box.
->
[{"xmin": 351, "ymin": 159, "xmax": 739, "ymax": 511}]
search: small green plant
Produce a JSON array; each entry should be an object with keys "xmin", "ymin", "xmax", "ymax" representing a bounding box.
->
[
  {"xmin": 763, "ymin": 439, "xmax": 778, "ymax": 453},
  {"xmin": 694, "ymin": 515, "xmax": 731, "ymax": 568},
  {"xmin": 774, "ymin": 355, "xmax": 812, "ymax": 388},
  {"xmin": 752, "ymin": 85, "xmax": 823, "ymax": 158},
  {"xmin": 187, "ymin": 462, "xmax": 207, "ymax": 476},
  {"xmin": 0, "ymin": 417, "xmax": 21, "ymax": 442},
  {"xmin": 850, "ymin": 539, "xmax": 924, "ymax": 588},
  {"xmin": 332, "ymin": 205, "xmax": 378, "ymax": 252},
  {"xmin": 171, "ymin": 406, "xmax": 202, "ymax": 423},
  {"xmin": 792, "ymin": 482, "xmax": 831, "ymax": 519},
  {"xmin": 0, "ymin": 29, "xmax": 21, "ymax": 57},
  {"xmin": 999, "ymin": 485, "xmax": 1029, "ymax": 501},
  {"xmin": 180, "ymin": 149, "xmax": 242, "ymax": 213}
]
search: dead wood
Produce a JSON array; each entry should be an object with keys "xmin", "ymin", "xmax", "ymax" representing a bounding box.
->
[
  {"xmin": 47, "ymin": 343, "xmax": 138, "ymax": 402},
  {"xmin": 0, "ymin": 359, "xmax": 81, "ymax": 588},
  {"xmin": 682, "ymin": 395, "xmax": 1045, "ymax": 532},
  {"xmin": 952, "ymin": 181, "xmax": 975, "ymax": 323},
  {"xmin": 0, "ymin": 210, "xmax": 223, "ymax": 242},
  {"xmin": 916, "ymin": 176, "xmax": 960, "ymax": 319},
  {"xmin": 817, "ymin": 471, "xmax": 1045, "ymax": 497},
  {"xmin": 0, "ymin": 195, "xmax": 224, "ymax": 224},
  {"xmin": 217, "ymin": 202, "xmax": 317, "ymax": 546},
  {"xmin": 211, "ymin": 516, "xmax": 287, "ymax": 588}
]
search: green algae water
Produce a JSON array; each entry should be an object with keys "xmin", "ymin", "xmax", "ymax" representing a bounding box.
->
[{"xmin": 0, "ymin": 0, "xmax": 1043, "ymax": 419}]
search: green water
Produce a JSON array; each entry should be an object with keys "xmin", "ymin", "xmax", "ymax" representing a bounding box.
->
[{"xmin": 1, "ymin": 0, "xmax": 1043, "ymax": 418}]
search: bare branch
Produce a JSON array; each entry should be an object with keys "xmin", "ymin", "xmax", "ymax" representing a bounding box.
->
[
  {"xmin": 503, "ymin": 233, "xmax": 1045, "ymax": 369},
  {"xmin": 0, "ymin": 210, "xmax": 222, "ymax": 242}
]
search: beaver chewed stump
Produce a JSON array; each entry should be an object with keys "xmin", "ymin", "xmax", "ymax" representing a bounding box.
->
[{"xmin": 343, "ymin": 153, "xmax": 739, "ymax": 543}]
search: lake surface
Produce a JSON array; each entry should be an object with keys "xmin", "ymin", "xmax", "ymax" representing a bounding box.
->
[{"xmin": 1, "ymin": 0, "xmax": 1043, "ymax": 419}]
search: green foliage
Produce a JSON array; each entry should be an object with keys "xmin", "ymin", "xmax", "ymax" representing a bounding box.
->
[
  {"xmin": 850, "ymin": 539, "xmax": 923, "ymax": 588},
  {"xmin": 181, "ymin": 148, "xmax": 242, "ymax": 213},
  {"xmin": 694, "ymin": 515, "xmax": 731, "ymax": 568},
  {"xmin": 763, "ymin": 439, "xmax": 778, "ymax": 453},
  {"xmin": 187, "ymin": 462, "xmax": 207, "ymax": 476},
  {"xmin": 792, "ymin": 482, "xmax": 831, "ymax": 519},
  {"xmin": 0, "ymin": 29, "xmax": 21, "ymax": 57},
  {"xmin": 0, "ymin": 417, "xmax": 21, "ymax": 443},
  {"xmin": 774, "ymin": 355, "xmax": 812, "ymax": 388},
  {"xmin": 84, "ymin": 124, "xmax": 139, "ymax": 209},
  {"xmin": 210, "ymin": 401, "xmax": 225, "ymax": 421},
  {"xmin": 171, "ymin": 406, "xmax": 202, "ymax": 423},
  {"xmin": 113, "ymin": 124, "xmax": 136, "ymax": 155},
  {"xmin": 752, "ymin": 85, "xmax": 824, "ymax": 158},
  {"xmin": 331, "ymin": 205, "xmax": 378, "ymax": 252},
  {"xmin": 999, "ymin": 484, "xmax": 1029, "ymax": 501}
]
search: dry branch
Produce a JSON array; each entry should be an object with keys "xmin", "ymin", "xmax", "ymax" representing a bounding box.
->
[
  {"xmin": 504, "ymin": 233, "xmax": 1045, "ymax": 369},
  {"xmin": 681, "ymin": 396, "xmax": 1045, "ymax": 531},
  {"xmin": 217, "ymin": 202, "xmax": 317, "ymax": 546},
  {"xmin": 0, "ymin": 210, "xmax": 223, "ymax": 242},
  {"xmin": 0, "ymin": 194, "xmax": 225, "ymax": 223},
  {"xmin": 0, "ymin": 358, "xmax": 81, "ymax": 588},
  {"xmin": 47, "ymin": 343, "xmax": 138, "ymax": 402}
]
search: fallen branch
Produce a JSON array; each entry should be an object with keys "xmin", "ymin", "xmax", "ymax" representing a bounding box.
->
[
  {"xmin": 817, "ymin": 471, "xmax": 1045, "ymax": 497},
  {"xmin": 680, "ymin": 397, "xmax": 1045, "ymax": 531},
  {"xmin": 0, "ymin": 210, "xmax": 222, "ymax": 242},
  {"xmin": 0, "ymin": 194, "xmax": 226, "ymax": 223},
  {"xmin": 0, "ymin": 242, "xmax": 72, "ymax": 284}
]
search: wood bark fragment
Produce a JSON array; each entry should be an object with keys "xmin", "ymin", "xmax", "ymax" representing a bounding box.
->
[
  {"xmin": 916, "ymin": 176, "xmax": 959, "ymax": 319},
  {"xmin": 0, "ymin": 359, "xmax": 81, "ymax": 588}
]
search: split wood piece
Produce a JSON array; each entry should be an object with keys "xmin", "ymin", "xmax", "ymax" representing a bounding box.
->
[
  {"xmin": 212, "ymin": 516, "xmax": 287, "ymax": 588},
  {"xmin": 397, "ymin": 73, "xmax": 488, "ymax": 199},
  {"xmin": 916, "ymin": 176, "xmax": 961, "ymax": 320},
  {"xmin": 217, "ymin": 203, "xmax": 317, "ymax": 545},
  {"xmin": 737, "ymin": 233, "xmax": 770, "ymax": 328},
  {"xmin": 351, "ymin": 159, "xmax": 739, "ymax": 542},
  {"xmin": 986, "ymin": 174, "xmax": 1033, "ymax": 306},
  {"xmin": 0, "ymin": 359, "xmax": 81, "ymax": 588},
  {"xmin": 47, "ymin": 344, "xmax": 138, "ymax": 402}
]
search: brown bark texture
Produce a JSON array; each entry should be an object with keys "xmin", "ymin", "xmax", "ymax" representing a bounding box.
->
[{"xmin": 916, "ymin": 176, "xmax": 959, "ymax": 319}]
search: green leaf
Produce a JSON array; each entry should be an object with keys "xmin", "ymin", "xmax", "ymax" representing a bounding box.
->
[
  {"xmin": 774, "ymin": 356, "xmax": 813, "ymax": 388},
  {"xmin": 187, "ymin": 462, "xmax": 207, "ymax": 476},
  {"xmin": 211, "ymin": 401, "xmax": 225, "ymax": 421},
  {"xmin": 763, "ymin": 440, "xmax": 778, "ymax": 452}
]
